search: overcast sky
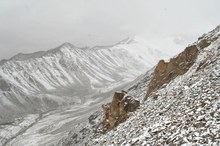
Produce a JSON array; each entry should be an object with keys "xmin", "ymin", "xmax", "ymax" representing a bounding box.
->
[{"xmin": 0, "ymin": 0, "xmax": 219, "ymax": 59}]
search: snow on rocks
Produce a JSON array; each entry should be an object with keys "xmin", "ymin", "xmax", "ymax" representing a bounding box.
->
[
  {"xmin": 0, "ymin": 114, "xmax": 39, "ymax": 146},
  {"xmin": 99, "ymin": 91, "xmax": 140, "ymax": 132},
  {"xmin": 88, "ymin": 26, "xmax": 220, "ymax": 146},
  {"xmin": 0, "ymin": 38, "xmax": 166, "ymax": 124},
  {"xmin": 58, "ymin": 25, "xmax": 220, "ymax": 146}
]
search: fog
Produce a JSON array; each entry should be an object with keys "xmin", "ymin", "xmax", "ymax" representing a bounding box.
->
[{"xmin": 0, "ymin": 0, "xmax": 219, "ymax": 59}]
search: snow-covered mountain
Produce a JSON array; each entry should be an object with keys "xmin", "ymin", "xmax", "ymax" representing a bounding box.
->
[
  {"xmin": 59, "ymin": 25, "xmax": 220, "ymax": 145},
  {"xmin": 0, "ymin": 38, "xmax": 167, "ymax": 123}
]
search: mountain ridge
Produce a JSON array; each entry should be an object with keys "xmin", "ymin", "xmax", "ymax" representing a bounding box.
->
[
  {"xmin": 58, "ymin": 25, "xmax": 220, "ymax": 146},
  {"xmin": 0, "ymin": 38, "xmax": 166, "ymax": 124},
  {"xmin": 0, "ymin": 37, "xmax": 136, "ymax": 64}
]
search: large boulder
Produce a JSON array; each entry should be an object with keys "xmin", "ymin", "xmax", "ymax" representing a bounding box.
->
[
  {"xmin": 146, "ymin": 45, "xmax": 199, "ymax": 99},
  {"xmin": 101, "ymin": 90, "xmax": 140, "ymax": 132}
]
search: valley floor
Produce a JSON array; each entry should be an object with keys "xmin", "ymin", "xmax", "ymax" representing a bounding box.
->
[
  {"xmin": 5, "ymin": 96, "xmax": 109, "ymax": 146},
  {"xmin": 2, "ymin": 79, "xmax": 138, "ymax": 146}
]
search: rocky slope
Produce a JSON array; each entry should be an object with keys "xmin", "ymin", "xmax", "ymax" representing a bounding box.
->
[
  {"xmin": 0, "ymin": 38, "xmax": 166, "ymax": 124},
  {"xmin": 59, "ymin": 25, "xmax": 220, "ymax": 146}
]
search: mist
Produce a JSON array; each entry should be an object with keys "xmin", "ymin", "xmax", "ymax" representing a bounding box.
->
[{"xmin": 0, "ymin": 0, "xmax": 219, "ymax": 59}]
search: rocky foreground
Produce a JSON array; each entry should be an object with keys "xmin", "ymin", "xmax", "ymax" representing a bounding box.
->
[{"xmin": 58, "ymin": 25, "xmax": 220, "ymax": 146}]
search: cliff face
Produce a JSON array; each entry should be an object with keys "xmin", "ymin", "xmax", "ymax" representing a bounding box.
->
[
  {"xmin": 146, "ymin": 45, "xmax": 199, "ymax": 98},
  {"xmin": 145, "ymin": 26, "xmax": 220, "ymax": 98},
  {"xmin": 145, "ymin": 28, "xmax": 220, "ymax": 98}
]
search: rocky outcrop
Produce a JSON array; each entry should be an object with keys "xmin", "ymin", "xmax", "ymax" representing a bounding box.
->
[
  {"xmin": 59, "ymin": 25, "xmax": 220, "ymax": 146},
  {"xmin": 146, "ymin": 45, "xmax": 199, "ymax": 98},
  {"xmin": 145, "ymin": 26, "xmax": 218, "ymax": 99},
  {"xmin": 101, "ymin": 91, "xmax": 140, "ymax": 132},
  {"xmin": 197, "ymin": 38, "xmax": 211, "ymax": 49},
  {"xmin": 85, "ymin": 25, "xmax": 220, "ymax": 146}
]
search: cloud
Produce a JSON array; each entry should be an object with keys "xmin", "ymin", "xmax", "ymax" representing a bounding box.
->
[{"xmin": 0, "ymin": 0, "xmax": 219, "ymax": 59}]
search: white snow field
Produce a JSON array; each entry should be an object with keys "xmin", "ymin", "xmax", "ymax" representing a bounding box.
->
[{"xmin": 0, "ymin": 38, "xmax": 167, "ymax": 145}]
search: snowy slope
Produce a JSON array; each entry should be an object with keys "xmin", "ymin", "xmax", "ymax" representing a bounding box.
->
[
  {"xmin": 0, "ymin": 38, "xmax": 166, "ymax": 123},
  {"xmin": 59, "ymin": 25, "xmax": 220, "ymax": 146}
]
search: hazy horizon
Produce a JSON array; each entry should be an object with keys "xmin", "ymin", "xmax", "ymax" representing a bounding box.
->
[{"xmin": 0, "ymin": 0, "xmax": 220, "ymax": 60}]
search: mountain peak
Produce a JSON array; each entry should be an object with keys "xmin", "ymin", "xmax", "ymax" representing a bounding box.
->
[
  {"xmin": 60, "ymin": 42, "xmax": 75, "ymax": 48},
  {"xmin": 116, "ymin": 37, "xmax": 136, "ymax": 45},
  {"xmin": 0, "ymin": 42, "xmax": 76, "ymax": 63},
  {"xmin": 214, "ymin": 25, "xmax": 220, "ymax": 32}
]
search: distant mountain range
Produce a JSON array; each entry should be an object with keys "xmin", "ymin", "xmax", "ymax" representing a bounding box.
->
[{"xmin": 0, "ymin": 38, "xmax": 167, "ymax": 123}]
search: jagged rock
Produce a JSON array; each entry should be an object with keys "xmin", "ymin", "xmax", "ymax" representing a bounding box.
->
[
  {"xmin": 110, "ymin": 91, "xmax": 127, "ymax": 118},
  {"xmin": 197, "ymin": 38, "xmax": 211, "ymax": 49},
  {"xmin": 120, "ymin": 96, "xmax": 140, "ymax": 112},
  {"xmin": 146, "ymin": 45, "xmax": 199, "ymax": 98},
  {"xmin": 101, "ymin": 91, "xmax": 140, "ymax": 132}
]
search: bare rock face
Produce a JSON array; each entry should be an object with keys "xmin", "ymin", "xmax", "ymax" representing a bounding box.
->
[
  {"xmin": 146, "ymin": 45, "xmax": 199, "ymax": 98},
  {"xmin": 0, "ymin": 79, "xmax": 11, "ymax": 91},
  {"xmin": 120, "ymin": 96, "xmax": 140, "ymax": 112},
  {"xmin": 101, "ymin": 91, "xmax": 140, "ymax": 132},
  {"xmin": 197, "ymin": 38, "xmax": 211, "ymax": 49}
]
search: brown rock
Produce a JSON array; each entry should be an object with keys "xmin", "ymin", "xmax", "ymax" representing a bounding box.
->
[
  {"xmin": 101, "ymin": 91, "xmax": 140, "ymax": 132},
  {"xmin": 110, "ymin": 91, "xmax": 126, "ymax": 118},
  {"xmin": 120, "ymin": 96, "xmax": 140, "ymax": 112},
  {"xmin": 146, "ymin": 45, "xmax": 199, "ymax": 99},
  {"xmin": 197, "ymin": 38, "xmax": 211, "ymax": 49}
]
